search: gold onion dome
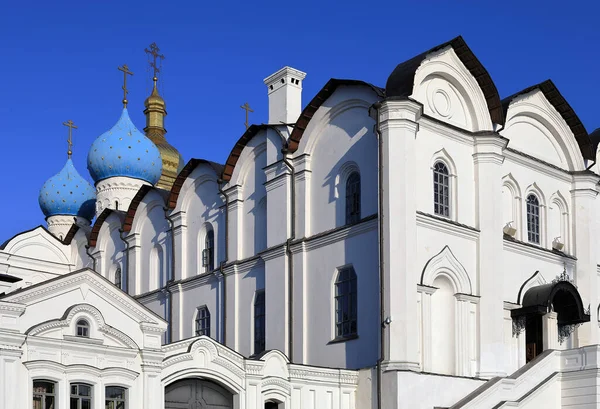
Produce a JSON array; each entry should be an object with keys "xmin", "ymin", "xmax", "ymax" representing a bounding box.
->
[{"xmin": 143, "ymin": 78, "xmax": 184, "ymax": 190}]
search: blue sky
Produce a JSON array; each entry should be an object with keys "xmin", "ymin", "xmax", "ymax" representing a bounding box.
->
[{"xmin": 0, "ymin": 1, "xmax": 598, "ymax": 241}]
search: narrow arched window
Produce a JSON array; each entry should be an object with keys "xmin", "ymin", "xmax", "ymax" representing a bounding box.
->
[
  {"xmin": 433, "ymin": 162, "xmax": 450, "ymax": 217},
  {"xmin": 527, "ymin": 194, "xmax": 540, "ymax": 244},
  {"xmin": 76, "ymin": 319, "xmax": 90, "ymax": 337},
  {"xmin": 335, "ymin": 267, "xmax": 357, "ymax": 339},
  {"xmin": 195, "ymin": 306, "xmax": 211, "ymax": 337},
  {"xmin": 203, "ymin": 228, "xmax": 215, "ymax": 272},
  {"xmin": 345, "ymin": 172, "xmax": 361, "ymax": 225},
  {"xmin": 254, "ymin": 290, "xmax": 266, "ymax": 354},
  {"xmin": 114, "ymin": 267, "xmax": 122, "ymax": 290}
]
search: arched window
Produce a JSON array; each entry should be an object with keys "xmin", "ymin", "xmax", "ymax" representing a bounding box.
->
[
  {"xmin": 433, "ymin": 162, "xmax": 450, "ymax": 217},
  {"xmin": 195, "ymin": 306, "xmax": 211, "ymax": 337},
  {"xmin": 76, "ymin": 319, "xmax": 90, "ymax": 338},
  {"xmin": 105, "ymin": 386, "xmax": 127, "ymax": 408},
  {"xmin": 203, "ymin": 228, "xmax": 215, "ymax": 272},
  {"xmin": 345, "ymin": 172, "xmax": 361, "ymax": 225},
  {"xmin": 70, "ymin": 383, "xmax": 92, "ymax": 408},
  {"xmin": 335, "ymin": 267, "xmax": 357, "ymax": 339},
  {"xmin": 527, "ymin": 194, "xmax": 540, "ymax": 244},
  {"xmin": 33, "ymin": 380, "xmax": 56, "ymax": 408},
  {"xmin": 114, "ymin": 267, "xmax": 122, "ymax": 290}
]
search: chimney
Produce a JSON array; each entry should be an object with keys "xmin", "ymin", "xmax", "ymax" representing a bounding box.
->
[{"xmin": 263, "ymin": 66, "xmax": 307, "ymax": 125}]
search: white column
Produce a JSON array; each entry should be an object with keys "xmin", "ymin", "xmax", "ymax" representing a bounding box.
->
[
  {"xmin": 571, "ymin": 173, "xmax": 599, "ymax": 347},
  {"xmin": 171, "ymin": 211, "xmax": 188, "ymax": 281},
  {"xmin": 125, "ymin": 233, "xmax": 141, "ymax": 295},
  {"xmin": 473, "ymin": 133, "xmax": 507, "ymax": 378},
  {"xmin": 221, "ymin": 186, "xmax": 244, "ymax": 261},
  {"xmin": 376, "ymin": 99, "xmax": 422, "ymax": 372},
  {"xmin": 417, "ymin": 285, "xmax": 436, "ymax": 372},
  {"xmin": 294, "ymin": 155, "xmax": 312, "ymax": 238},
  {"xmin": 543, "ymin": 312, "xmax": 559, "ymax": 350},
  {"xmin": 140, "ymin": 350, "xmax": 164, "ymax": 409},
  {"xmin": 455, "ymin": 293, "xmax": 479, "ymax": 377}
]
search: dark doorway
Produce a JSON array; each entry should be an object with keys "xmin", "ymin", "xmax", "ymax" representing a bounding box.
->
[
  {"xmin": 165, "ymin": 378, "xmax": 233, "ymax": 409},
  {"xmin": 525, "ymin": 315, "xmax": 542, "ymax": 363},
  {"xmin": 265, "ymin": 402, "xmax": 279, "ymax": 409}
]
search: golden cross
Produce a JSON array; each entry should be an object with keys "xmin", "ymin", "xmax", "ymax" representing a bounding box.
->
[
  {"xmin": 144, "ymin": 42, "xmax": 165, "ymax": 81},
  {"xmin": 63, "ymin": 120, "xmax": 77, "ymax": 159},
  {"xmin": 240, "ymin": 102, "xmax": 254, "ymax": 130},
  {"xmin": 118, "ymin": 64, "xmax": 134, "ymax": 108}
]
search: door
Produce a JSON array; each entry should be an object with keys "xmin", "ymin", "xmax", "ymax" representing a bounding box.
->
[
  {"xmin": 525, "ymin": 315, "xmax": 543, "ymax": 363},
  {"xmin": 165, "ymin": 379, "xmax": 233, "ymax": 409}
]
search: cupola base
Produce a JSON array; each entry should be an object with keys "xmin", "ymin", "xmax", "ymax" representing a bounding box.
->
[
  {"xmin": 47, "ymin": 215, "xmax": 91, "ymax": 241},
  {"xmin": 95, "ymin": 176, "xmax": 150, "ymax": 214}
]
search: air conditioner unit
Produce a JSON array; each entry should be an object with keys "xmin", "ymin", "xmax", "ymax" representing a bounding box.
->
[{"xmin": 503, "ymin": 221, "xmax": 517, "ymax": 237}]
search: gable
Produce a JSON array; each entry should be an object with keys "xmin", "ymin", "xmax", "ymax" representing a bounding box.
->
[{"xmin": 0, "ymin": 226, "xmax": 70, "ymax": 265}]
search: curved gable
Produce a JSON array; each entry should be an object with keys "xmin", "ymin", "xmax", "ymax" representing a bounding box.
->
[
  {"xmin": 0, "ymin": 226, "xmax": 70, "ymax": 264},
  {"xmin": 123, "ymin": 185, "xmax": 167, "ymax": 234},
  {"xmin": 169, "ymin": 158, "xmax": 224, "ymax": 209},
  {"xmin": 502, "ymin": 80, "xmax": 593, "ymax": 164},
  {"xmin": 89, "ymin": 208, "xmax": 114, "ymax": 248},
  {"xmin": 386, "ymin": 36, "xmax": 503, "ymax": 127},
  {"xmin": 221, "ymin": 125, "xmax": 269, "ymax": 182}
]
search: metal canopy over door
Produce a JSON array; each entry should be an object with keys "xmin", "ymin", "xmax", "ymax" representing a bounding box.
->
[{"xmin": 165, "ymin": 379, "xmax": 233, "ymax": 409}]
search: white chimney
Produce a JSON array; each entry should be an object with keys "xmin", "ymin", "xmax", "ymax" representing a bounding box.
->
[{"xmin": 263, "ymin": 66, "xmax": 307, "ymax": 125}]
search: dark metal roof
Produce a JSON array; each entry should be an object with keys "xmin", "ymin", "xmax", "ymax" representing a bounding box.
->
[
  {"xmin": 168, "ymin": 158, "xmax": 225, "ymax": 209},
  {"xmin": 62, "ymin": 224, "xmax": 80, "ymax": 245},
  {"xmin": 385, "ymin": 35, "xmax": 504, "ymax": 125},
  {"xmin": 501, "ymin": 80, "xmax": 594, "ymax": 161},
  {"xmin": 0, "ymin": 274, "xmax": 22, "ymax": 283},
  {"xmin": 287, "ymin": 79, "xmax": 384, "ymax": 153},
  {"xmin": 589, "ymin": 128, "xmax": 600, "ymax": 155},
  {"xmin": 221, "ymin": 125, "xmax": 270, "ymax": 182},
  {"xmin": 88, "ymin": 208, "xmax": 114, "ymax": 248}
]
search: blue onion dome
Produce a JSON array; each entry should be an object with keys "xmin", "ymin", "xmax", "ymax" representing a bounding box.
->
[
  {"xmin": 87, "ymin": 108, "xmax": 162, "ymax": 185},
  {"xmin": 38, "ymin": 159, "xmax": 96, "ymax": 220}
]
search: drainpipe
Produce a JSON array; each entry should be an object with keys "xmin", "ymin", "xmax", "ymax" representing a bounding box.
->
[
  {"xmin": 118, "ymin": 229, "xmax": 130, "ymax": 293},
  {"xmin": 163, "ymin": 208, "xmax": 176, "ymax": 344},
  {"xmin": 371, "ymin": 103, "xmax": 385, "ymax": 409},
  {"xmin": 281, "ymin": 146, "xmax": 296, "ymax": 363},
  {"xmin": 217, "ymin": 180, "xmax": 230, "ymax": 345},
  {"xmin": 85, "ymin": 245, "xmax": 97, "ymax": 271}
]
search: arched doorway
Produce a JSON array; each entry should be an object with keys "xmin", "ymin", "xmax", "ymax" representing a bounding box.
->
[
  {"xmin": 165, "ymin": 378, "xmax": 233, "ymax": 409},
  {"xmin": 512, "ymin": 280, "xmax": 589, "ymax": 362}
]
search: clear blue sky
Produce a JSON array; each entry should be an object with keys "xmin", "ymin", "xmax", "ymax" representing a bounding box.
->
[{"xmin": 1, "ymin": 0, "xmax": 598, "ymax": 242}]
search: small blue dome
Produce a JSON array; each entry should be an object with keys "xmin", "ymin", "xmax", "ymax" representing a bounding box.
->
[
  {"xmin": 39, "ymin": 159, "xmax": 96, "ymax": 220},
  {"xmin": 87, "ymin": 109, "xmax": 162, "ymax": 185}
]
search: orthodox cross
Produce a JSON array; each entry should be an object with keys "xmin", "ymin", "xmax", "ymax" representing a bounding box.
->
[
  {"xmin": 63, "ymin": 120, "xmax": 77, "ymax": 159},
  {"xmin": 240, "ymin": 102, "xmax": 254, "ymax": 130},
  {"xmin": 118, "ymin": 64, "xmax": 134, "ymax": 108},
  {"xmin": 144, "ymin": 42, "xmax": 165, "ymax": 81}
]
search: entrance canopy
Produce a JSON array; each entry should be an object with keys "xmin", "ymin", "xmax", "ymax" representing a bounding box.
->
[{"xmin": 511, "ymin": 281, "xmax": 590, "ymax": 326}]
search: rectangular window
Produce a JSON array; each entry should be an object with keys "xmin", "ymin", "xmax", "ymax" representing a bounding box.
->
[
  {"xmin": 33, "ymin": 380, "xmax": 55, "ymax": 409},
  {"xmin": 195, "ymin": 306, "xmax": 211, "ymax": 337},
  {"xmin": 70, "ymin": 383, "xmax": 92, "ymax": 409},
  {"xmin": 335, "ymin": 267, "xmax": 358, "ymax": 338},
  {"xmin": 254, "ymin": 289, "xmax": 266, "ymax": 354},
  {"xmin": 106, "ymin": 386, "xmax": 127, "ymax": 409}
]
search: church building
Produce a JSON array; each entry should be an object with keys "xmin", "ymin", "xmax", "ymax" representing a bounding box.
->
[{"xmin": 2, "ymin": 37, "xmax": 600, "ymax": 409}]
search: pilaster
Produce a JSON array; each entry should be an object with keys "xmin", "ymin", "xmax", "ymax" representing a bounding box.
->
[
  {"xmin": 376, "ymin": 98, "xmax": 422, "ymax": 372},
  {"xmin": 417, "ymin": 284, "xmax": 436, "ymax": 372},
  {"xmin": 140, "ymin": 349, "xmax": 164, "ymax": 409},
  {"xmin": 125, "ymin": 233, "xmax": 141, "ymax": 295},
  {"xmin": 171, "ymin": 211, "xmax": 188, "ymax": 280},
  {"xmin": 455, "ymin": 293, "xmax": 479, "ymax": 377},
  {"xmin": 264, "ymin": 160, "xmax": 291, "ymax": 247},
  {"xmin": 294, "ymin": 154, "xmax": 312, "ymax": 238},
  {"xmin": 543, "ymin": 312, "xmax": 559, "ymax": 350},
  {"xmin": 221, "ymin": 185, "xmax": 244, "ymax": 261},
  {"xmin": 473, "ymin": 132, "xmax": 507, "ymax": 378}
]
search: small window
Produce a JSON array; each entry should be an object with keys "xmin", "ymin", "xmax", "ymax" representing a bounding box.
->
[
  {"xmin": 33, "ymin": 380, "xmax": 56, "ymax": 409},
  {"xmin": 203, "ymin": 229, "xmax": 215, "ymax": 272},
  {"xmin": 527, "ymin": 194, "xmax": 540, "ymax": 244},
  {"xmin": 433, "ymin": 162, "xmax": 450, "ymax": 217},
  {"xmin": 76, "ymin": 319, "xmax": 90, "ymax": 338},
  {"xmin": 114, "ymin": 267, "xmax": 122, "ymax": 290},
  {"xmin": 345, "ymin": 172, "xmax": 361, "ymax": 225},
  {"xmin": 254, "ymin": 289, "xmax": 266, "ymax": 354},
  {"xmin": 335, "ymin": 267, "xmax": 357, "ymax": 339},
  {"xmin": 70, "ymin": 383, "xmax": 92, "ymax": 409},
  {"xmin": 106, "ymin": 386, "xmax": 127, "ymax": 409},
  {"xmin": 195, "ymin": 306, "xmax": 211, "ymax": 337}
]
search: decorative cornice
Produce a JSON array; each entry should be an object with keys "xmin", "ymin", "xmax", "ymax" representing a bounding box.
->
[
  {"xmin": 503, "ymin": 148, "xmax": 572, "ymax": 183},
  {"xmin": 455, "ymin": 293, "xmax": 480, "ymax": 303},
  {"xmin": 503, "ymin": 237, "xmax": 576, "ymax": 263},
  {"xmin": 416, "ymin": 211, "xmax": 479, "ymax": 241},
  {"xmin": 23, "ymin": 360, "xmax": 140, "ymax": 380},
  {"xmin": 302, "ymin": 216, "xmax": 377, "ymax": 252}
]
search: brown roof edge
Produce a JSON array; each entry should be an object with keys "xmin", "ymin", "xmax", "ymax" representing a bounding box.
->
[
  {"xmin": 287, "ymin": 79, "xmax": 385, "ymax": 153},
  {"xmin": 168, "ymin": 158, "xmax": 225, "ymax": 210},
  {"xmin": 501, "ymin": 79, "xmax": 594, "ymax": 161},
  {"xmin": 122, "ymin": 185, "xmax": 155, "ymax": 233},
  {"xmin": 220, "ymin": 125, "xmax": 269, "ymax": 182},
  {"xmin": 385, "ymin": 35, "xmax": 504, "ymax": 126},
  {"xmin": 88, "ymin": 208, "xmax": 114, "ymax": 248},
  {"xmin": 62, "ymin": 223, "xmax": 80, "ymax": 245},
  {"xmin": 0, "ymin": 225, "xmax": 64, "ymax": 250}
]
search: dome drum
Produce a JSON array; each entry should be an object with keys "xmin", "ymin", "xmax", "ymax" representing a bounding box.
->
[{"xmin": 94, "ymin": 176, "xmax": 150, "ymax": 213}]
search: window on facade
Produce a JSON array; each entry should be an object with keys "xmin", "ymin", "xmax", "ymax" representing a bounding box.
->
[
  {"xmin": 345, "ymin": 172, "xmax": 361, "ymax": 225},
  {"xmin": 254, "ymin": 289, "xmax": 266, "ymax": 354},
  {"xmin": 433, "ymin": 162, "xmax": 450, "ymax": 217},
  {"xmin": 114, "ymin": 267, "xmax": 122, "ymax": 290},
  {"xmin": 195, "ymin": 306, "xmax": 211, "ymax": 337},
  {"xmin": 527, "ymin": 194, "xmax": 540, "ymax": 244},
  {"xmin": 76, "ymin": 319, "xmax": 90, "ymax": 338},
  {"xmin": 105, "ymin": 386, "xmax": 126, "ymax": 409},
  {"xmin": 203, "ymin": 229, "xmax": 215, "ymax": 272},
  {"xmin": 70, "ymin": 383, "xmax": 92, "ymax": 409},
  {"xmin": 33, "ymin": 380, "xmax": 56, "ymax": 409},
  {"xmin": 335, "ymin": 267, "xmax": 357, "ymax": 339}
]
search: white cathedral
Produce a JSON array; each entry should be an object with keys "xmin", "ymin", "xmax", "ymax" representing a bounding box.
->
[{"xmin": 2, "ymin": 36, "xmax": 600, "ymax": 409}]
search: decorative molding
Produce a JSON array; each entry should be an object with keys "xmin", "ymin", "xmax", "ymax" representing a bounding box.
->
[
  {"xmin": 416, "ymin": 211, "xmax": 479, "ymax": 241},
  {"xmin": 420, "ymin": 245, "xmax": 473, "ymax": 294},
  {"xmin": 503, "ymin": 148, "xmax": 572, "ymax": 183}
]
